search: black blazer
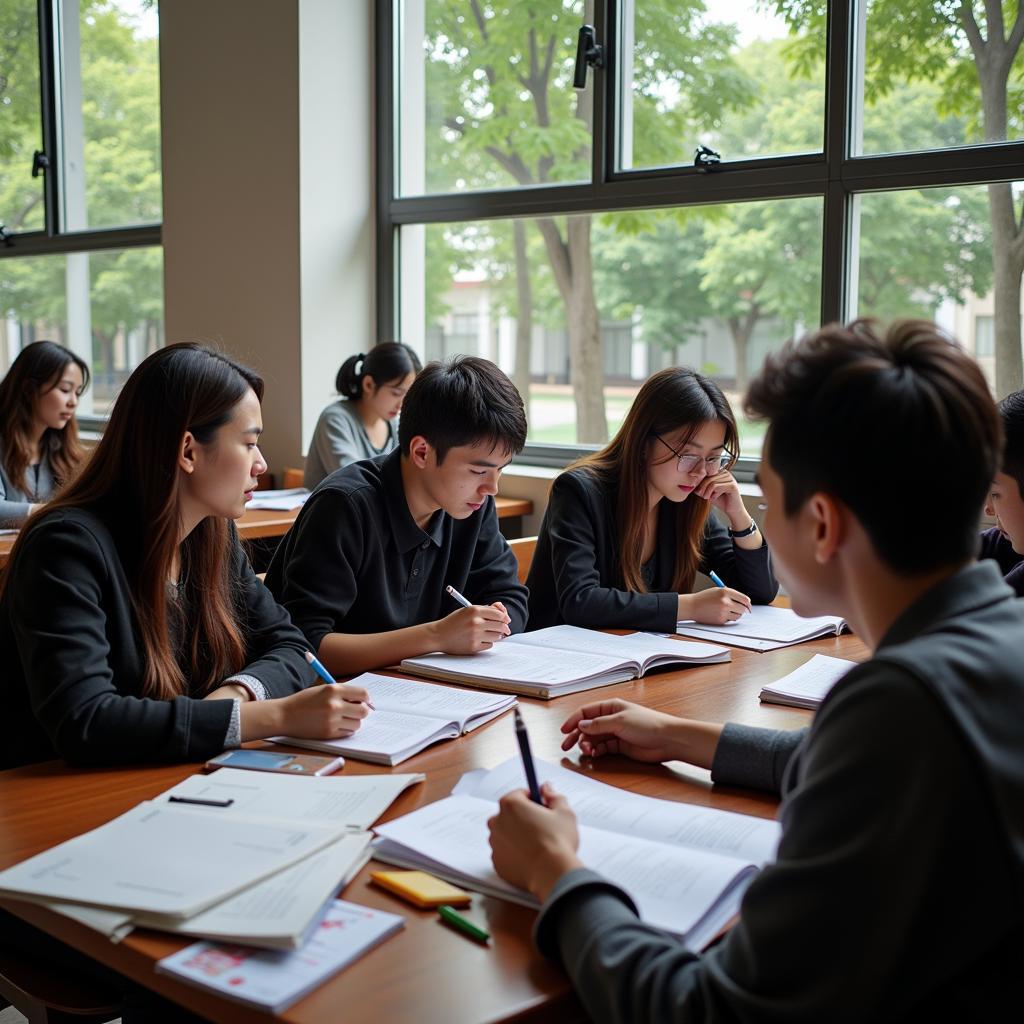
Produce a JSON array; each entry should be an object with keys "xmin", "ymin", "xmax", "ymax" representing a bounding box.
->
[
  {"xmin": 0, "ymin": 507, "xmax": 315, "ymax": 769},
  {"xmin": 526, "ymin": 467, "xmax": 779, "ymax": 632}
]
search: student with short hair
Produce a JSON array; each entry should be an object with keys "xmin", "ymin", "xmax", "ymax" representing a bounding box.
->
[
  {"xmin": 981, "ymin": 389, "xmax": 1024, "ymax": 595},
  {"xmin": 488, "ymin": 320, "xmax": 1024, "ymax": 1022},
  {"xmin": 526, "ymin": 367, "xmax": 777, "ymax": 632},
  {"xmin": 304, "ymin": 341, "xmax": 422, "ymax": 489},
  {"xmin": 0, "ymin": 340, "xmax": 90, "ymax": 526},
  {"xmin": 0, "ymin": 343, "xmax": 370, "ymax": 771},
  {"xmin": 265, "ymin": 355, "xmax": 529, "ymax": 676}
]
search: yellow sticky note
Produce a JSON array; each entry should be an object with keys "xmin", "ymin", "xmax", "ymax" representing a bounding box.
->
[{"xmin": 370, "ymin": 869, "xmax": 472, "ymax": 908}]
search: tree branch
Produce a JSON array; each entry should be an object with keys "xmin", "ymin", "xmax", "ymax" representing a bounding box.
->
[
  {"xmin": 959, "ymin": 3, "xmax": 986, "ymax": 64},
  {"xmin": 484, "ymin": 145, "xmax": 535, "ymax": 186},
  {"xmin": 1008, "ymin": 1, "xmax": 1024, "ymax": 58},
  {"xmin": 984, "ymin": 0, "xmax": 1005, "ymax": 46},
  {"xmin": 533, "ymin": 216, "xmax": 573, "ymax": 299}
]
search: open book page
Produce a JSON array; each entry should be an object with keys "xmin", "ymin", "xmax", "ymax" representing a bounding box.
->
[
  {"xmin": 455, "ymin": 758, "xmax": 779, "ymax": 863},
  {"xmin": 373, "ymin": 794, "xmax": 756, "ymax": 943},
  {"xmin": 507, "ymin": 625, "xmax": 729, "ymax": 668},
  {"xmin": 156, "ymin": 899, "xmax": 405, "ymax": 1015},
  {"xmin": 404, "ymin": 643, "xmax": 631, "ymax": 684},
  {"xmin": 677, "ymin": 605, "xmax": 846, "ymax": 645},
  {"xmin": 158, "ymin": 769, "xmax": 424, "ymax": 831},
  {"xmin": 139, "ymin": 833, "xmax": 373, "ymax": 950},
  {"xmin": 0, "ymin": 802, "xmax": 347, "ymax": 919},
  {"xmin": 353, "ymin": 672, "xmax": 515, "ymax": 727},
  {"xmin": 759, "ymin": 653, "xmax": 857, "ymax": 709},
  {"xmin": 244, "ymin": 488, "xmax": 310, "ymax": 510}
]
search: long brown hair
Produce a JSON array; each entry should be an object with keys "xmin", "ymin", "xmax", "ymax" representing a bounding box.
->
[
  {"xmin": 572, "ymin": 367, "xmax": 739, "ymax": 593},
  {"xmin": 2, "ymin": 343, "xmax": 263, "ymax": 700},
  {"xmin": 0, "ymin": 341, "xmax": 90, "ymax": 492}
]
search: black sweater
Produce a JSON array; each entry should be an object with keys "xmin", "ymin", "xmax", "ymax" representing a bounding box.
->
[
  {"xmin": 0, "ymin": 508, "xmax": 314, "ymax": 770},
  {"xmin": 264, "ymin": 451, "xmax": 529, "ymax": 650},
  {"xmin": 526, "ymin": 467, "xmax": 778, "ymax": 632}
]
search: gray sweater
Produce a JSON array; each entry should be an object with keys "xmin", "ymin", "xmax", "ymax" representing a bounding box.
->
[
  {"xmin": 0, "ymin": 440, "xmax": 56, "ymax": 526},
  {"xmin": 304, "ymin": 400, "xmax": 397, "ymax": 489},
  {"xmin": 534, "ymin": 560, "xmax": 1024, "ymax": 1022}
]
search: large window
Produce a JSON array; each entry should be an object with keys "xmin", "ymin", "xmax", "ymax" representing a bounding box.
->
[
  {"xmin": 380, "ymin": 1, "xmax": 1024, "ymax": 465},
  {"xmin": 0, "ymin": 0, "xmax": 161, "ymax": 420}
]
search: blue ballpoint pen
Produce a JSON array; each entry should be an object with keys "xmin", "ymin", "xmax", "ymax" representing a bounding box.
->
[
  {"xmin": 305, "ymin": 651, "xmax": 375, "ymax": 710},
  {"xmin": 708, "ymin": 570, "xmax": 726, "ymax": 588}
]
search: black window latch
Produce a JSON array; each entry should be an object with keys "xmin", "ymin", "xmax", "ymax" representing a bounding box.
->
[{"xmin": 573, "ymin": 25, "xmax": 604, "ymax": 89}]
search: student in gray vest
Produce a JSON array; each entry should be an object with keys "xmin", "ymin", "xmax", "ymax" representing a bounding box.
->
[
  {"xmin": 488, "ymin": 319, "xmax": 1024, "ymax": 1022},
  {"xmin": 0, "ymin": 340, "xmax": 90, "ymax": 526},
  {"xmin": 304, "ymin": 341, "xmax": 421, "ymax": 488}
]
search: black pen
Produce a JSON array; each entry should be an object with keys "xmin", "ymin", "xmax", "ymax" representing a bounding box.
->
[
  {"xmin": 168, "ymin": 795, "xmax": 234, "ymax": 808},
  {"xmin": 514, "ymin": 708, "xmax": 543, "ymax": 804}
]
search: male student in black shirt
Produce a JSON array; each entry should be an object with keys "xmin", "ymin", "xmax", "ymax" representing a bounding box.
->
[
  {"xmin": 487, "ymin": 319, "xmax": 1024, "ymax": 1022},
  {"xmin": 981, "ymin": 388, "xmax": 1024, "ymax": 595},
  {"xmin": 265, "ymin": 355, "xmax": 529, "ymax": 675}
]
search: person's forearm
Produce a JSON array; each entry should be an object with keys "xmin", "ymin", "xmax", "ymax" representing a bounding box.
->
[
  {"xmin": 238, "ymin": 698, "xmax": 286, "ymax": 741},
  {"xmin": 663, "ymin": 718, "xmax": 725, "ymax": 769},
  {"xmin": 317, "ymin": 623, "xmax": 440, "ymax": 676}
]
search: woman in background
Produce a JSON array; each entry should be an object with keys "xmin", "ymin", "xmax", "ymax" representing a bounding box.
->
[
  {"xmin": 304, "ymin": 341, "xmax": 421, "ymax": 488},
  {"xmin": 0, "ymin": 340, "xmax": 90, "ymax": 526},
  {"xmin": 526, "ymin": 367, "xmax": 778, "ymax": 633}
]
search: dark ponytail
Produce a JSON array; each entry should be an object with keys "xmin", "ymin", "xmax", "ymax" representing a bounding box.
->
[{"xmin": 336, "ymin": 342, "xmax": 422, "ymax": 400}]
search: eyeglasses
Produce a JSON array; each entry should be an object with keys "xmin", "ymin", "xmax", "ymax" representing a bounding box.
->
[{"xmin": 655, "ymin": 435, "xmax": 735, "ymax": 475}]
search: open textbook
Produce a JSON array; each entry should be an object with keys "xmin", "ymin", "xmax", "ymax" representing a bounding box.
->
[
  {"xmin": 374, "ymin": 758, "xmax": 780, "ymax": 952},
  {"xmin": 676, "ymin": 605, "xmax": 848, "ymax": 651},
  {"xmin": 244, "ymin": 487, "xmax": 310, "ymax": 510},
  {"xmin": 400, "ymin": 624, "xmax": 731, "ymax": 699},
  {"xmin": 157, "ymin": 899, "xmax": 404, "ymax": 1015},
  {"xmin": 2, "ymin": 769, "xmax": 422, "ymax": 950},
  {"xmin": 272, "ymin": 672, "xmax": 516, "ymax": 765},
  {"xmin": 758, "ymin": 653, "xmax": 857, "ymax": 709}
]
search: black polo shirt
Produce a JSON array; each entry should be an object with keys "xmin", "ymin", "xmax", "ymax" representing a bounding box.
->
[{"xmin": 264, "ymin": 450, "xmax": 529, "ymax": 652}]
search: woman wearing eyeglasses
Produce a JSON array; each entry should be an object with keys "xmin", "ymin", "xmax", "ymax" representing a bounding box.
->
[{"xmin": 526, "ymin": 367, "xmax": 778, "ymax": 631}]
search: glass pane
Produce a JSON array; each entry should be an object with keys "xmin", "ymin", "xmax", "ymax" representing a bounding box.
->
[
  {"xmin": 398, "ymin": 0, "xmax": 592, "ymax": 197},
  {"xmin": 0, "ymin": 0, "xmax": 45, "ymax": 233},
  {"xmin": 855, "ymin": 0, "xmax": 1024, "ymax": 155},
  {"xmin": 618, "ymin": 0, "xmax": 825, "ymax": 172},
  {"xmin": 852, "ymin": 183, "xmax": 1024, "ymax": 398},
  {"xmin": 402, "ymin": 199, "xmax": 822, "ymax": 454},
  {"xmin": 0, "ymin": 245, "xmax": 164, "ymax": 414},
  {"xmin": 58, "ymin": 0, "xmax": 161, "ymax": 230}
]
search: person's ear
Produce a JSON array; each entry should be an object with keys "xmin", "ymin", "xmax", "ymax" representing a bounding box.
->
[
  {"xmin": 362, "ymin": 375, "xmax": 376, "ymax": 400},
  {"xmin": 407, "ymin": 435, "xmax": 432, "ymax": 470},
  {"xmin": 178, "ymin": 431, "xmax": 198, "ymax": 476},
  {"xmin": 808, "ymin": 491, "xmax": 844, "ymax": 564}
]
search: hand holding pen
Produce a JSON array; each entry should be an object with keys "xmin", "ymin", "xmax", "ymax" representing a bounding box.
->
[
  {"xmin": 305, "ymin": 650, "xmax": 376, "ymax": 710},
  {"xmin": 431, "ymin": 584, "xmax": 511, "ymax": 654}
]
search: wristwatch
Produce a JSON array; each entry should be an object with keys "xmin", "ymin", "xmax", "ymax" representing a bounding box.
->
[{"xmin": 728, "ymin": 520, "xmax": 759, "ymax": 538}]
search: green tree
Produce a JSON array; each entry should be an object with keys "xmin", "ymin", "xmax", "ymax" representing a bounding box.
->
[
  {"xmin": 772, "ymin": 0, "xmax": 1024, "ymax": 394},
  {"xmin": 422, "ymin": 0, "xmax": 755, "ymax": 441}
]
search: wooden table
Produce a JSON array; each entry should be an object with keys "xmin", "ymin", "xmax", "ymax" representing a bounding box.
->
[
  {"xmin": 0, "ymin": 633, "xmax": 866, "ymax": 1023},
  {"xmin": 0, "ymin": 496, "xmax": 534, "ymax": 568}
]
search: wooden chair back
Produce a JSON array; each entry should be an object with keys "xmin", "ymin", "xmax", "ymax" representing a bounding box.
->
[
  {"xmin": 282, "ymin": 466, "xmax": 304, "ymax": 489},
  {"xmin": 508, "ymin": 536, "xmax": 538, "ymax": 585}
]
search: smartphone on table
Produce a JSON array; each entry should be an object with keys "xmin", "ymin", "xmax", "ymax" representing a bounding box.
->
[{"xmin": 205, "ymin": 748, "xmax": 344, "ymax": 776}]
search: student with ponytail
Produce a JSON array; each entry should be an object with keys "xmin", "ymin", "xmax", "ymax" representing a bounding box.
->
[
  {"xmin": 0, "ymin": 343, "xmax": 370, "ymax": 771},
  {"xmin": 0, "ymin": 340, "xmax": 90, "ymax": 526},
  {"xmin": 527, "ymin": 367, "xmax": 778, "ymax": 632},
  {"xmin": 304, "ymin": 341, "xmax": 422, "ymax": 488}
]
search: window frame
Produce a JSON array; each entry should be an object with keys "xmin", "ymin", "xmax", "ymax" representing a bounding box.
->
[
  {"xmin": 376, "ymin": 0, "xmax": 1024, "ymax": 479},
  {"xmin": 0, "ymin": 0, "xmax": 161, "ymax": 431}
]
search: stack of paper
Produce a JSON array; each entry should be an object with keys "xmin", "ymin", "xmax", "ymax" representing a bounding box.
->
[
  {"xmin": 676, "ymin": 606, "xmax": 848, "ymax": 651},
  {"xmin": 758, "ymin": 653, "xmax": 856, "ymax": 709},
  {"xmin": 157, "ymin": 899, "xmax": 404, "ymax": 1014},
  {"xmin": 373, "ymin": 758, "xmax": 780, "ymax": 952},
  {"xmin": 0, "ymin": 769, "xmax": 422, "ymax": 950},
  {"xmin": 244, "ymin": 487, "xmax": 310, "ymax": 510},
  {"xmin": 274, "ymin": 673, "xmax": 517, "ymax": 764}
]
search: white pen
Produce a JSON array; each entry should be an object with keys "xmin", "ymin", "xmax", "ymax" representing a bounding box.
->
[{"xmin": 445, "ymin": 584, "xmax": 472, "ymax": 608}]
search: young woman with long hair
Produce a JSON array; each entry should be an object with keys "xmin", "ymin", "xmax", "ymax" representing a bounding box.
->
[
  {"xmin": 304, "ymin": 340, "xmax": 422, "ymax": 488},
  {"xmin": 0, "ymin": 343, "xmax": 370, "ymax": 771},
  {"xmin": 0, "ymin": 340, "xmax": 90, "ymax": 526},
  {"xmin": 526, "ymin": 367, "xmax": 778, "ymax": 632}
]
